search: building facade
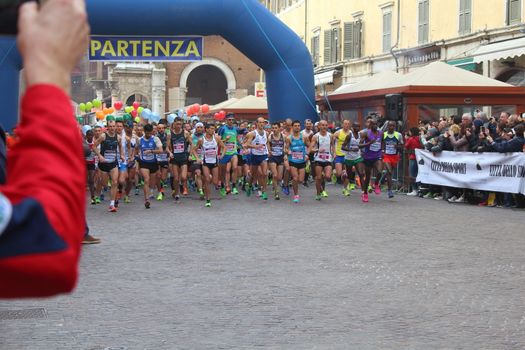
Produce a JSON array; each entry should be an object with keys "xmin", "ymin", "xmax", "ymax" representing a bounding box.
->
[
  {"xmin": 86, "ymin": 36, "xmax": 261, "ymax": 115},
  {"xmin": 262, "ymin": 0, "xmax": 525, "ymax": 95}
]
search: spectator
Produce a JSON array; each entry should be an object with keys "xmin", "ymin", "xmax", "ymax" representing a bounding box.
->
[{"xmin": 405, "ymin": 127, "xmax": 422, "ymax": 196}]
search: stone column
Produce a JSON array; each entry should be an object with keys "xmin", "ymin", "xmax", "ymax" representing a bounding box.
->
[
  {"xmin": 168, "ymin": 87, "xmax": 187, "ymax": 111},
  {"xmin": 151, "ymin": 67, "xmax": 166, "ymax": 115}
]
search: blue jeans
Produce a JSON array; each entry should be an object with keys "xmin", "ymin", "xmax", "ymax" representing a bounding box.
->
[{"xmin": 409, "ymin": 159, "xmax": 419, "ymax": 191}]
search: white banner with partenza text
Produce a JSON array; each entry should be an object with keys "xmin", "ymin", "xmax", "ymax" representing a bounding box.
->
[{"xmin": 415, "ymin": 149, "xmax": 525, "ymax": 195}]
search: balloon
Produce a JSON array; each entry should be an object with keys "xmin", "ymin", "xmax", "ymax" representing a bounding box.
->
[
  {"xmin": 123, "ymin": 113, "xmax": 131, "ymax": 121},
  {"xmin": 86, "ymin": 102, "xmax": 93, "ymax": 111},
  {"xmin": 213, "ymin": 112, "xmax": 221, "ymax": 121},
  {"xmin": 186, "ymin": 107, "xmax": 192, "ymax": 116},
  {"xmin": 201, "ymin": 104, "xmax": 210, "ymax": 113},
  {"xmin": 131, "ymin": 110, "xmax": 138, "ymax": 117},
  {"xmin": 79, "ymin": 103, "xmax": 86, "ymax": 112},
  {"xmin": 192, "ymin": 103, "xmax": 200, "ymax": 113},
  {"xmin": 114, "ymin": 101, "xmax": 123, "ymax": 111},
  {"xmin": 133, "ymin": 102, "xmax": 140, "ymax": 109},
  {"xmin": 134, "ymin": 117, "xmax": 141, "ymax": 123},
  {"xmin": 81, "ymin": 125, "xmax": 91, "ymax": 135},
  {"xmin": 106, "ymin": 115, "xmax": 115, "ymax": 122},
  {"xmin": 92, "ymin": 99, "xmax": 102, "ymax": 108},
  {"xmin": 142, "ymin": 108, "xmax": 152, "ymax": 120},
  {"xmin": 150, "ymin": 112, "xmax": 161, "ymax": 123},
  {"xmin": 108, "ymin": 107, "xmax": 115, "ymax": 114},
  {"xmin": 167, "ymin": 114, "xmax": 176, "ymax": 124},
  {"xmin": 125, "ymin": 106, "xmax": 133, "ymax": 113},
  {"xmin": 115, "ymin": 117, "xmax": 123, "ymax": 122},
  {"xmin": 219, "ymin": 110, "xmax": 226, "ymax": 117},
  {"xmin": 96, "ymin": 110, "xmax": 105, "ymax": 120},
  {"xmin": 138, "ymin": 106, "xmax": 144, "ymax": 114}
]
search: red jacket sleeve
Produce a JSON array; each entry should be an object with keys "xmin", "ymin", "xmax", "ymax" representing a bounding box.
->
[{"xmin": 0, "ymin": 85, "xmax": 86, "ymax": 298}]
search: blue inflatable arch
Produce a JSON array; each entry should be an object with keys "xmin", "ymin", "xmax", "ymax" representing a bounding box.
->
[{"xmin": 0, "ymin": 0, "xmax": 317, "ymax": 130}]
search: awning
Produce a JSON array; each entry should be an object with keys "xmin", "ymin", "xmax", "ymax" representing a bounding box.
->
[
  {"xmin": 472, "ymin": 37, "xmax": 525, "ymax": 63},
  {"xmin": 447, "ymin": 58, "xmax": 477, "ymax": 72},
  {"xmin": 314, "ymin": 70, "xmax": 336, "ymax": 86}
]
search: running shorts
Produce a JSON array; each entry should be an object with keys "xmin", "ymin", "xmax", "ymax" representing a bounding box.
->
[
  {"xmin": 268, "ymin": 155, "xmax": 284, "ymax": 166},
  {"xmin": 98, "ymin": 161, "xmax": 117, "ymax": 173},
  {"xmin": 250, "ymin": 154, "xmax": 268, "ymax": 166},
  {"xmin": 139, "ymin": 161, "xmax": 159, "ymax": 174},
  {"xmin": 344, "ymin": 158, "xmax": 364, "ymax": 168},
  {"xmin": 290, "ymin": 162, "xmax": 307, "ymax": 170}
]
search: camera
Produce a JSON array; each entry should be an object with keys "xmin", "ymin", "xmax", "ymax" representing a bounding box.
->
[{"xmin": 0, "ymin": 0, "xmax": 39, "ymax": 35}]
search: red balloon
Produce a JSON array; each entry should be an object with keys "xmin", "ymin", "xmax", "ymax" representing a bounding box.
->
[
  {"xmin": 114, "ymin": 101, "xmax": 123, "ymax": 111},
  {"xmin": 192, "ymin": 103, "xmax": 200, "ymax": 113},
  {"xmin": 186, "ymin": 107, "xmax": 193, "ymax": 115},
  {"xmin": 131, "ymin": 110, "xmax": 138, "ymax": 117},
  {"xmin": 213, "ymin": 112, "xmax": 221, "ymax": 121},
  {"xmin": 219, "ymin": 110, "xmax": 226, "ymax": 117},
  {"xmin": 218, "ymin": 113, "xmax": 226, "ymax": 121},
  {"xmin": 201, "ymin": 104, "xmax": 210, "ymax": 113},
  {"xmin": 133, "ymin": 102, "xmax": 140, "ymax": 110}
]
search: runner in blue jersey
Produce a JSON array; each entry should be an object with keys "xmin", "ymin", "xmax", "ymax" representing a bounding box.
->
[
  {"xmin": 133, "ymin": 124, "xmax": 163, "ymax": 209},
  {"xmin": 285, "ymin": 120, "xmax": 311, "ymax": 203},
  {"xmin": 155, "ymin": 121, "xmax": 170, "ymax": 201},
  {"xmin": 218, "ymin": 113, "xmax": 239, "ymax": 196}
]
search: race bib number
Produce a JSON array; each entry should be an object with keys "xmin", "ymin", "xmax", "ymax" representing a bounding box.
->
[
  {"xmin": 272, "ymin": 146, "xmax": 283, "ymax": 156},
  {"xmin": 226, "ymin": 143, "xmax": 236, "ymax": 152},
  {"xmin": 370, "ymin": 141, "xmax": 381, "ymax": 152},
  {"xmin": 318, "ymin": 152, "xmax": 330, "ymax": 160},
  {"xmin": 157, "ymin": 153, "xmax": 168, "ymax": 162},
  {"xmin": 104, "ymin": 151, "xmax": 116, "ymax": 162},
  {"xmin": 142, "ymin": 152, "xmax": 155, "ymax": 161},
  {"xmin": 385, "ymin": 144, "xmax": 397, "ymax": 155},
  {"xmin": 173, "ymin": 143, "xmax": 185, "ymax": 154},
  {"xmin": 292, "ymin": 151, "xmax": 304, "ymax": 161},
  {"xmin": 205, "ymin": 149, "xmax": 217, "ymax": 163}
]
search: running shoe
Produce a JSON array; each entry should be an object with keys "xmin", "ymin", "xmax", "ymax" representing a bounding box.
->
[
  {"xmin": 374, "ymin": 186, "xmax": 381, "ymax": 195},
  {"xmin": 182, "ymin": 187, "xmax": 189, "ymax": 196},
  {"xmin": 261, "ymin": 192, "xmax": 268, "ymax": 200},
  {"xmin": 232, "ymin": 187, "xmax": 239, "ymax": 195},
  {"xmin": 267, "ymin": 178, "xmax": 273, "ymax": 185},
  {"xmin": 315, "ymin": 195, "xmax": 322, "ymax": 201},
  {"xmin": 342, "ymin": 188, "xmax": 350, "ymax": 196},
  {"xmin": 82, "ymin": 235, "xmax": 101, "ymax": 245},
  {"xmin": 124, "ymin": 196, "xmax": 131, "ymax": 204},
  {"xmin": 188, "ymin": 181, "xmax": 196, "ymax": 192},
  {"xmin": 205, "ymin": 200, "xmax": 211, "ymax": 208},
  {"xmin": 407, "ymin": 190, "xmax": 418, "ymax": 196},
  {"xmin": 174, "ymin": 195, "xmax": 180, "ymax": 202},
  {"xmin": 245, "ymin": 182, "xmax": 252, "ymax": 197},
  {"xmin": 90, "ymin": 197, "xmax": 96, "ymax": 205},
  {"xmin": 219, "ymin": 187, "xmax": 227, "ymax": 197},
  {"xmin": 156, "ymin": 192, "xmax": 164, "ymax": 201},
  {"xmin": 95, "ymin": 197, "xmax": 101, "ymax": 204},
  {"xmin": 293, "ymin": 195, "xmax": 300, "ymax": 203},
  {"xmin": 349, "ymin": 183, "xmax": 356, "ymax": 191},
  {"xmin": 108, "ymin": 205, "xmax": 117, "ymax": 213},
  {"xmin": 388, "ymin": 190, "xmax": 394, "ymax": 198},
  {"xmin": 331, "ymin": 174, "xmax": 337, "ymax": 185},
  {"xmin": 321, "ymin": 190, "xmax": 329, "ymax": 198},
  {"xmin": 144, "ymin": 200, "xmax": 151, "ymax": 209},
  {"xmin": 274, "ymin": 193, "xmax": 280, "ymax": 200},
  {"xmin": 100, "ymin": 194, "xmax": 105, "ymax": 201},
  {"xmin": 362, "ymin": 193, "xmax": 369, "ymax": 203},
  {"xmin": 257, "ymin": 190, "xmax": 262, "ymax": 197},
  {"xmin": 198, "ymin": 189, "xmax": 205, "ymax": 200},
  {"xmin": 114, "ymin": 200, "xmax": 119, "ymax": 208},
  {"xmin": 282, "ymin": 186, "xmax": 290, "ymax": 196},
  {"xmin": 134, "ymin": 188, "xmax": 140, "ymax": 196}
]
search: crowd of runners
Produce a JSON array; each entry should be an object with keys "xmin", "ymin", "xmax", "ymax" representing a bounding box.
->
[{"xmin": 82, "ymin": 113, "xmax": 405, "ymax": 211}]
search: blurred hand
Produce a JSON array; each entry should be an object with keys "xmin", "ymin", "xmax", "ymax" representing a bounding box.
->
[{"xmin": 18, "ymin": 0, "xmax": 90, "ymax": 92}]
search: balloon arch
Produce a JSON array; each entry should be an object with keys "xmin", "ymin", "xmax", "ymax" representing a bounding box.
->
[{"xmin": 0, "ymin": 0, "xmax": 317, "ymax": 130}]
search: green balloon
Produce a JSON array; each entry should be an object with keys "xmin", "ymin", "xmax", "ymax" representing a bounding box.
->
[
  {"xmin": 86, "ymin": 102, "xmax": 93, "ymax": 110},
  {"xmin": 138, "ymin": 106, "xmax": 144, "ymax": 114},
  {"xmin": 123, "ymin": 114, "xmax": 131, "ymax": 121},
  {"xmin": 79, "ymin": 103, "xmax": 86, "ymax": 112},
  {"xmin": 125, "ymin": 106, "xmax": 133, "ymax": 113},
  {"xmin": 134, "ymin": 117, "xmax": 141, "ymax": 123},
  {"xmin": 116, "ymin": 117, "xmax": 123, "ymax": 122},
  {"xmin": 92, "ymin": 99, "xmax": 102, "ymax": 108},
  {"xmin": 106, "ymin": 115, "xmax": 115, "ymax": 122}
]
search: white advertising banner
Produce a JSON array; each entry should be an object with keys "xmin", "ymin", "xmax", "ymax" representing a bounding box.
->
[{"xmin": 415, "ymin": 150, "xmax": 525, "ymax": 195}]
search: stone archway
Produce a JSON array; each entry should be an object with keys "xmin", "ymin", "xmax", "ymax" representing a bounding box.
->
[
  {"xmin": 125, "ymin": 92, "xmax": 151, "ymax": 107},
  {"xmin": 168, "ymin": 58, "xmax": 238, "ymax": 110}
]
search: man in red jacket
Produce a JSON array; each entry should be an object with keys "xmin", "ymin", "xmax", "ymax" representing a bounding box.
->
[{"xmin": 0, "ymin": 0, "xmax": 90, "ymax": 298}]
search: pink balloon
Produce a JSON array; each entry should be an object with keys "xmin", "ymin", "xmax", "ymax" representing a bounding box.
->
[
  {"xmin": 133, "ymin": 102, "xmax": 140, "ymax": 110},
  {"xmin": 114, "ymin": 101, "xmax": 123, "ymax": 111},
  {"xmin": 131, "ymin": 110, "xmax": 138, "ymax": 117},
  {"xmin": 201, "ymin": 104, "xmax": 210, "ymax": 113}
]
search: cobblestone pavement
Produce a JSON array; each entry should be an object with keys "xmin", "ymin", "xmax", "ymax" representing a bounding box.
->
[{"xmin": 1, "ymin": 185, "xmax": 525, "ymax": 350}]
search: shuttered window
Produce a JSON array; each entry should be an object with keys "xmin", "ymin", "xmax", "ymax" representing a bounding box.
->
[
  {"xmin": 383, "ymin": 12, "xmax": 392, "ymax": 52},
  {"xmin": 507, "ymin": 0, "xmax": 521, "ymax": 25},
  {"xmin": 343, "ymin": 21, "xmax": 362, "ymax": 59},
  {"xmin": 418, "ymin": 0, "xmax": 429, "ymax": 44},
  {"xmin": 323, "ymin": 29, "xmax": 332, "ymax": 65},
  {"xmin": 459, "ymin": 0, "xmax": 472, "ymax": 35},
  {"xmin": 311, "ymin": 35, "xmax": 320, "ymax": 67}
]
